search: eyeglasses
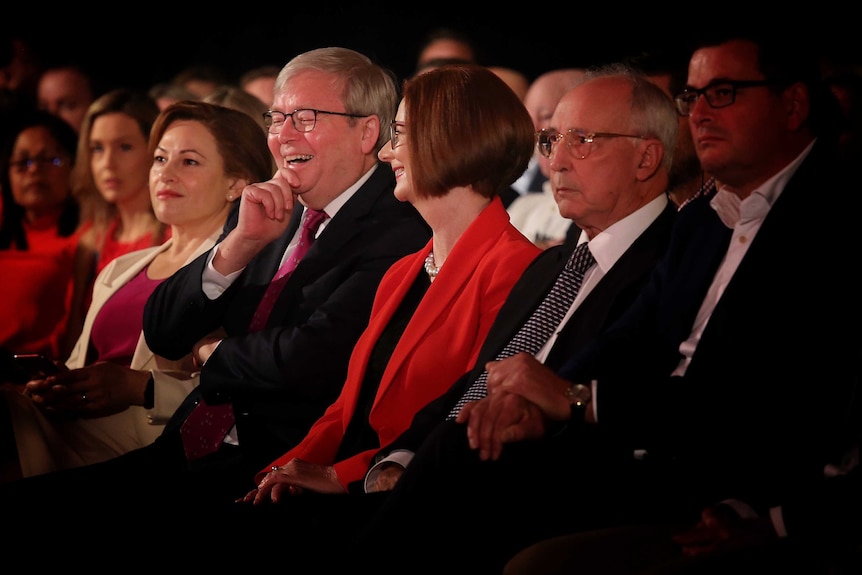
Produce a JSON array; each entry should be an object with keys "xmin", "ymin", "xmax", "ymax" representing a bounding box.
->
[
  {"xmin": 8, "ymin": 156, "xmax": 67, "ymax": 173},
  {"xmin": 262, "ymin": 108, "xmax": 368, "ymax": 134},
  {"xmin": 535, "ymin": 129, "xmax": 647, "ymax": 160},
  {"xmin": 673, "ymin": 80, "xmax": 778, "ymax": 116},
  {"xmin": 389, "ymin": 121, "xmax": 406, "ymax": 149}
]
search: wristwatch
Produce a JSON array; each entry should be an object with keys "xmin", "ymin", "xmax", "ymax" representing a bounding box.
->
[{"xmin": 565, "ymin": 383, "xmax": 591, "ymax": 420}]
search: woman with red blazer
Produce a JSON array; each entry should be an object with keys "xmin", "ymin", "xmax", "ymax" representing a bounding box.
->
[{"xmin": 243, "ymin": 64, "xmax": 542, "ymax": 500}]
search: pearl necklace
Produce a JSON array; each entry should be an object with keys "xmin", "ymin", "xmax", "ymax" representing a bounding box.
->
[{"xmin": 424, "ymin": 253, "xmax": 440, "ymax": 280}]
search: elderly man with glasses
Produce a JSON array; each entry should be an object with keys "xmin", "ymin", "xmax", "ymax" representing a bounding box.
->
[
  {"xmin": 350, "ymin": 30, "xmax": 860, "ymax": 575},
  {"xmin": 327, "ymin": 62, "xmax": 681, "ymax": 573}
]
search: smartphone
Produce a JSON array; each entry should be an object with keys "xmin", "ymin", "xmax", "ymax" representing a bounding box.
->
[{"xmin": 12, "ymin": 353, "xmax": 60, "ymax": 380}]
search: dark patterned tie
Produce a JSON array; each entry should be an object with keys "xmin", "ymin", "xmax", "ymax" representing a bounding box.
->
[
  {"xmin": 248, "ymin": 208, "xmax": 327, "ymax": 332},
  {"xmin": 179, "ymin": 208, "xmax": 328, "ymax": 461},
  {"xmin": 447, "ymin": 242, "xmax": 595, "ymax": 420},
  {"xmin": 178, "ymin": 395, "xmax": 236, "ymax": 461}
]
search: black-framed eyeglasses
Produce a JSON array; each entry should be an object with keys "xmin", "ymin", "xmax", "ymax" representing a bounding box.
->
[
  {"xmin": 673, "ymin": 80, "xmax": 779, "ymax": 116},
  {"xmin": 535, "ymin": 129, "xmax": 647, "ymax": 160},
  {"xmin": 262, "ymin": 108, "xmax": 368, "ymax": 134},
  {"xmin": 8, "ymin": 156, "xmax": 67, "ymax": 173},
  {"xmin": 389, "ymin": 121, "xmax": 406, "ymax": 149}
]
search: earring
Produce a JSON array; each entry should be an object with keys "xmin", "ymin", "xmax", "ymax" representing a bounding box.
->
[{"xmin": 227, "ymin": 194, "xmax": 234, "ymax": 201}]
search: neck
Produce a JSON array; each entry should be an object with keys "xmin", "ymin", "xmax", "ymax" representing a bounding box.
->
[{"xmin": 420, "ymin": 187, "xmax": 491, "ymax": 269}]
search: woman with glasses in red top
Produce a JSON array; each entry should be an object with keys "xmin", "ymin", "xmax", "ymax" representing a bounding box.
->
[{"xmin": 0, "ymin": 109, "xmax": 82, "ymax": 359}]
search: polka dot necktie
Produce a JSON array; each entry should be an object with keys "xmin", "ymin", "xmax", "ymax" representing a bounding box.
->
[{"xmin": 447, "ymin": 242, "xmax": 595, "ymax": 420}]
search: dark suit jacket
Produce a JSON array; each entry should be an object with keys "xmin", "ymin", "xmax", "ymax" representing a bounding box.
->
[
  {"xmin": 365, "ymin": 198, "xmax": 677, "ymax": 476},
  {"xmin": 143, "ymin": 164, "xmax": 431, "ymax": 464},
  {"xmin": 558, "ymin": 138, "xmax": 862, "ymax": 516},
  {"xmin": 499, "ymin": 186, "xmax": 520, "ymax": 209}
]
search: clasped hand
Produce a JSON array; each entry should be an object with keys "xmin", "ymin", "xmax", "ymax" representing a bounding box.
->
[
  {"xmin": 237, "ymin": 458, "xmax": 346, "ymax": 505},
  {"xmin": 456, "ymin": 352, "xmax": 573, "ymax": 461}
]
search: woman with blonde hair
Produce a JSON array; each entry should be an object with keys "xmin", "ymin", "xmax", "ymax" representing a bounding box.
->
[
  {"xmin": 66, "ymin": 89, "xmax": 167, "ymax": 353},
  {"xmin": 1, "ymin": 101, "xmax": 273, "ymax": 481}
]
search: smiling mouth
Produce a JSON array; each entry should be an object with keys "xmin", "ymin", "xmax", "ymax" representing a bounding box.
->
[{"xmin": 284, "ymin": 154, "xmax": 313, "ymax": 164}]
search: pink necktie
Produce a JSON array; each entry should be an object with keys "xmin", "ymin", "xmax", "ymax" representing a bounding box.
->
[
  {"xmin": 178, "ymin": 209, "xmax": 327, "ymax": 461},
  {"xmin": 179, "ymin": 397, "xmax": 236, "ymax": 461},
  {"xmin": 248, "ymin": 208, "xmax": 327, "ymax": 332}
]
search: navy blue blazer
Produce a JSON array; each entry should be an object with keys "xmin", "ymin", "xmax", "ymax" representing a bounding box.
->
[{"xmin": 559, "ymin": 139, "xmax": 862, "ymax": 515}]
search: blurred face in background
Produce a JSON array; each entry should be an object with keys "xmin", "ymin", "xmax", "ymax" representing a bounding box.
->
[
  {"xmin": 8, "ymin": 126, "xmax": 73, "ymax": 220},
  {"xmin": 647, "ymin": 72, "xmax": 701, "ymax": 202},
  {"xmin": 88, "ymin": 112, "xmax": 152, "ymax": 208},
  {"xmin": 417, "ymin": 38, "xmax": 475, "ymax": 70},
  {"xmin": 525, "ymin": 70, "xmax": 586, "ymax": 178},
  {"xmin": 38, "ymin": 68, "xmax": 94, "ymax": 133},
  {"xmin": 243, "ymin": 76, "xmax": 276, "ymax": 107}
]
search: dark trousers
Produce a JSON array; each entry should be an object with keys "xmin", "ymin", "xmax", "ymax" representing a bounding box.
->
[
  {"xmin": 348, "ymin": 419, "xmax": 650, "ymax": 575},
  {"xmin": 2, "ymin": 428, "xmax": 390, "ymax": 569}
]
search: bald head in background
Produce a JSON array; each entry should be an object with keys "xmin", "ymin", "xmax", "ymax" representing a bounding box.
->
[
  {"xmin": 489, "ymin": 66, "xmax": 530, "ymax": 101},
  {"xmin": 525, "ymin": 69, "xmax": 587, "ymax": 177}
]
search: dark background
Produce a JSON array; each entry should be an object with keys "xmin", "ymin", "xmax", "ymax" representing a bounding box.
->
[{"xmin": 8, "ymin": 5, "xmax": 862, "ymax": 92}]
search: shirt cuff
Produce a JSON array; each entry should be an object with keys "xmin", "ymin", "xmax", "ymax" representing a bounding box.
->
[
  {"xmin": 364, "ymin": 449, "xmax": 413, "ymax": 493},
  {"xmin": 202, "ymin": 245, "xmax": 243, "ymax": 300}
]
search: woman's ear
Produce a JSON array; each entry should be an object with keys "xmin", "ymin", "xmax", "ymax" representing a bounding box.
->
[{"xmin": 226, "ymin": 178, "xmax": 248, "ymax": 202}]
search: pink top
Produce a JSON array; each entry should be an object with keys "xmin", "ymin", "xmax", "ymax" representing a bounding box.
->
[
  {"xmin": 90, "ymin": 267, "xmax": 163, "ymax": 366},
  {"xmin": 97, "ymin": 218, "xmax": 169, "ymax": 275}
]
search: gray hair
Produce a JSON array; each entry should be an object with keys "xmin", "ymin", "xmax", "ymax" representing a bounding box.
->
[
  {"xmin": 275, "ymin": 47, "xmax": 399, "ymax": 152},
  {"xmin": 584, "ymin": 63, "xmax": 679, "ymax": 172}
]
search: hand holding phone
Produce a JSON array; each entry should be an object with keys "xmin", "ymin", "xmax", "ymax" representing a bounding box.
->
[{"xmin": 12, "ymin": 353, "xmax": 60, "ymax": 381}]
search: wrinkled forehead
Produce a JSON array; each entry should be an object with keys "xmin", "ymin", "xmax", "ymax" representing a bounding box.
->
[
  {"xmin": 551, "ymin": 78, "xmax": 628, "ymax": 131},
  {"xmin": 274, "ymin": 70, "xmax": 345, "ymax": 110}
]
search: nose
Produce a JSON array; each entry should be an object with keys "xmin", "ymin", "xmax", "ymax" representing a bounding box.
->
[
  {"xmin": 276, "ymin": 123, "xmax": 299, "ymax": 144},
  {"xmin": 101, "ymin": 148, "xmax": 118, "ymax": 166},
  {"xmin": 547, "ymin": 143, "xmax": 569, "ymax": 173},
  {"xmin": 687, "ymin": 93, "xmax": 711, "ymax": 122},
  {"xmin": 378, "ymin": 140, "xmax": 393, "ymax": 162},
  {"xmin": 152, "ymin": 159, "xmax": 177, "ymax": 181}
]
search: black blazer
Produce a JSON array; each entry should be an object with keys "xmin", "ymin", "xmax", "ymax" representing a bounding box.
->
[
  {"xmin": 368, "ymin": 199, "xmax": 677, "ymax": 471},
  {"xmin": 143, "ymin": 164, "xmax": 431, "ymax": 462},
  {"xmin": 559, "ymin": 139, "xmax": 862, "ymax": 515}
]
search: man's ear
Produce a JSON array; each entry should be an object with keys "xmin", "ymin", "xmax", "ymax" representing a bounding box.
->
[
  {"xmin": 360, "ymin": 115, "xmax": 381, "ymax": 155},
  {"xmin": 783, "ymin": 82, "xmax": 810, "ymax": 132},
  {"xmin": 635, "ymin": 140, "xmax": 664, "ymax": 181}
]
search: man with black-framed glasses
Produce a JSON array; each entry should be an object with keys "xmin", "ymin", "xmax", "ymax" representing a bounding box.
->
[
  {"xmin": 417, "ymin": 30, "xmax": 859, "ymax": 575},
  {"xmin": 141, "ymin": 47, "xmax": 430, "ymax": 479},
  {"xmin": 0, "ymin": 48, "xmax": 431, "ymax": 541}
]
